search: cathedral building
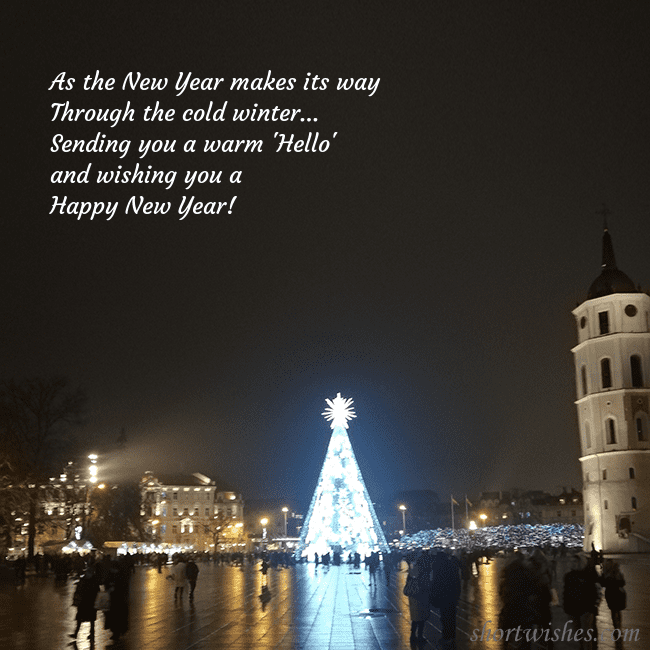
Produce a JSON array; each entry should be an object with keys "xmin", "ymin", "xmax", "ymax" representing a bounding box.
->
[{"xmin": 572, "ymin": 224, "xmax": 650, "ymax": 552}]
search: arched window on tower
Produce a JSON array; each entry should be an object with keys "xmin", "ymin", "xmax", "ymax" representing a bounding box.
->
[
  {"xmin": 606, "ymin": 418, "xmax": 616, "ymax": 445},
  {"xmin": 585, "ymin": 421, "xmax": 591, "ymax": 449},
  {"xmin": 637, "ymin": 416, "xmax": 647, "ymax": 442},
  {"xmin": 581, "ymin": 366, "xmax": 588, "ymax": 396},
  {"xmin": 599, "ymin": 311, "xmax": 610, "ymax": 334},
  {"xmin": 631, "ymin": 355, "xmax": 644, "ymax": 388},
  {"xmin": 601, "ymin": 358, "xmax": 612, "ymax": 389},
  {"xmin": 631, "ymin": 497, "xmax": 637, "ymax": 511}
]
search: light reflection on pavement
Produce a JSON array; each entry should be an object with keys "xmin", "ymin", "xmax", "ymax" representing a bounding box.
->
[{"xmin": 1, "ymin": 555, "xmax": 648, "ymax": 649}]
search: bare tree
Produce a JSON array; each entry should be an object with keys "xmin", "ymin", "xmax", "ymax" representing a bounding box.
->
[
  {"xmin": 204, "ymin": 511, "xmax": 234, "ymax": 549},
  {"xmin": 0, "ymin": 377, "xmax": 86, "ymax": 559},
  {"xmin": 87, "ymin": 482, "xmax": 150, "ymax": 547}
]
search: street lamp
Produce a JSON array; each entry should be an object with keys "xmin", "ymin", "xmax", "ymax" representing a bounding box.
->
[
  {"xmin": 84, "ymin": 454, "xmax": 99, "ymax": 535},
  {"xmin": 399, "ymin": 504, "xmax": 407, "ymax": 533},
  {"xmin": 88, "ymin": 454, "xmax": 98, "ymax": 483},
  {"xmin": 282, "ymin": 507, "xmax": 288, "ymax": 537},
  {"xmin": 260, "ymin": 517, "xmax": 268, "ymax": 544},
  {"xmin": 479, "ymin": 513, "xmax": 487, "ymax": 527}
]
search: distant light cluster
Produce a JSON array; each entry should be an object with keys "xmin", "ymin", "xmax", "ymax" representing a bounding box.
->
[{"xmin": 398, "ymin": 523, "xmax": 584, "ymax": 551}]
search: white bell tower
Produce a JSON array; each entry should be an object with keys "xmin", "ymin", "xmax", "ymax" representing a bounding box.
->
[{"xmin": 572, "ymin": 223, "xmax": 650, "ymax": 552}]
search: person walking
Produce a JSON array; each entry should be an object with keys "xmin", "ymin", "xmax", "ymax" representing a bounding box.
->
[
  {"xmin": 105, "ymin": 557, "xmax": 131, "ymax": 642},
  {"xmin": 405, "ymin": 552, "xmax": 432, "ymax": 644},
  {"xmin": 430, "ymin": 551, "xmax": 463, "ymax": 649},
  {"xmin": 186, "ymin": 558, "xmax": 200, "ymax": 600},
  {"xmin": 600, "ymin": 559, "xmax": 626, "ymax": 630},
  {"xmin": 563, "ymin": 554, "xmax": 600, "ymax": 650},
  {"xmin": 69, "ymin": 565, "xmax": 101, "ymax": 642},
  {"xmin": 171, "ymin": 555, "xmax": 188, "ymax": 600}
]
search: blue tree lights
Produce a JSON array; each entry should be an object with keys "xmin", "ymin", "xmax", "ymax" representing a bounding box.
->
[{"xmin": 296, "ymin": 393, "xmax": 388, "ymax": 559}]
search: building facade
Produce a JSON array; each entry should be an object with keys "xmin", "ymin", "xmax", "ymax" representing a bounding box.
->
[
  {"xmin": 141, "ymin": 472, "xmax": 245, "ymax": 551},
  {"xmin": 572, "ymin": 225, "xmax": 650, "ymax": 552},
  {"xmin": 469, "ymin": 490, "xmax": 584, "ymax": 527}
]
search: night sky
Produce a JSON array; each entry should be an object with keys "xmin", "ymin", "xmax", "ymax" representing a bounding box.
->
[{"xmin": 5, "ymin": 3, "xmax": 649, "ymax": 512}]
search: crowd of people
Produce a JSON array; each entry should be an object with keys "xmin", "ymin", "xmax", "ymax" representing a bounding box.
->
[
  {"xmin": 69, "ymin": 555, "xmax": 132, "ymax": 645},
  {"xmin": 400, "ymin": 522, "xmax": 585, "ymax": 552},
  {"xmin": 398, "ymin": 541, "xmax": 627, "ymax": 649},
  {"xmin": 2, "ymin": 537, "xmax": 629, "ymax": 650}
]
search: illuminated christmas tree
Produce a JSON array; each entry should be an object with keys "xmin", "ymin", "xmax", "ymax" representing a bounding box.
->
[{"xmin": 295, "ymin": 393, "xmax": 389, "ymax": 559}]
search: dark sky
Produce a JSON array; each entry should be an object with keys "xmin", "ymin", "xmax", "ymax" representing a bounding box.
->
[{"xmin": 5, "ymin": 3, "xmax": 649, "ymax": 512}]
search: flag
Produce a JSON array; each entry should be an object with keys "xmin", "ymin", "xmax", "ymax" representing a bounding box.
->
[
  {"xmin": 466, "ymin": 496, "xmax": 473, "ymax": 507},
  {"xmin": 451, "ymin": 495, "xmax": 459, "ymax": 506}
]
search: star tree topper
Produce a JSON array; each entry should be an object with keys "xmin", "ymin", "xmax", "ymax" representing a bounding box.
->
[{"xmin": 322, "ymin": 392, "xmax": 356, "ymax": 429}]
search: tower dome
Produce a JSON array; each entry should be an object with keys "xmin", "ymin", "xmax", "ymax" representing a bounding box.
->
[{"xmin": 587, "ymin": 224, "xmax": 636, "ymax": 300}]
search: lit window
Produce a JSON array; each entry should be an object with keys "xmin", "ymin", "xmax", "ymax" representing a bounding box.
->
[
  {"xmin": 601, "ymin": 359, "xmax": 612, "ymax": 389},
  {"xmin": 631, "ymin": 355, "xmax": 644, "ymax": 388}
]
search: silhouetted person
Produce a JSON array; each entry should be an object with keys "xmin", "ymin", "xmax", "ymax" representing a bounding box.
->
[
  {"xmin": 368, "ymin": 552, "xmax": 379, "ymax": 584},
  {"xmin": 70, "ymin": 565, "xmax": 100, "ymax": 642},
  {"xmin": 430, "ymin": 551, "xmax": 462, "ymax": 649},
  {"xmin": 407, "ymin": 552, "xmax": 432, "ymax": 643},
  {"xmin": 563, "ymin": 554, "xmax": 600, "ymax": 649},
  {"xmin": 600, "ymin": 559, "xmax": 626, "ymax": 630},
  {"xmin": 186, "ymin": 559, "xmax": 199, "ymax": 600},
  {"xmin": 105, "ymin": 557, "xmax": 131, "ymax": 642}
]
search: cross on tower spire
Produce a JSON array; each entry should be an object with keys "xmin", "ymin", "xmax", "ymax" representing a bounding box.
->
[{"xmin": 596, "ymin": 203, "xmax": 611, "ymax": 230}]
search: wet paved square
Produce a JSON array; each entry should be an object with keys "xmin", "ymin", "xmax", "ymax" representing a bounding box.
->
[{"xmin": 2, "ymin": 556, "xmax": 648, "ymax": 649}]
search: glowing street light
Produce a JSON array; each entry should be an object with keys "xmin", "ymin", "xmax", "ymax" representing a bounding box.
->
[
  {"xmin": 480, "ymin": 513, "xmax": 487, "ymax": 527},
  {"xmin": 260, "ymin": 517, "xmax": 269, "ymax": 542},
  {"xmin": 399, "ymin": 504, "xmax": 407, "ymax": 532},
  {"xmin": 282, "ymin": 507, "xmax": 288, "ymax": 537}
]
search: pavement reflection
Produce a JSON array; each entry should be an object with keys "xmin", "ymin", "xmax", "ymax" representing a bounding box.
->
[{"xmin": 1, "ymin": 555, "xmax": 648, "ymax": 649}]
